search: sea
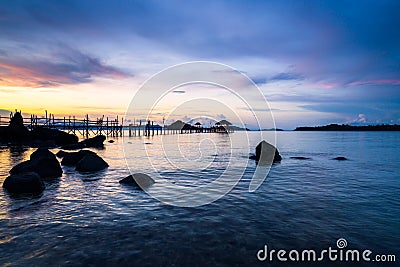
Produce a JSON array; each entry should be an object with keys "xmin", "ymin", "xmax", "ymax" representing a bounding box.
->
[{"xmin": 0, "ymin": 131, "xmax": 399, "ymax": 266}]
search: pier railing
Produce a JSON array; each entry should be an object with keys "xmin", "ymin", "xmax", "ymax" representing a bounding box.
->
[
  {"xmin": 0, "ymin": 111, "xmax": 234, "ymax": 138},
  {"xmin": 0, "ymin": 111, "xmax": 123, "ymax": 137}
]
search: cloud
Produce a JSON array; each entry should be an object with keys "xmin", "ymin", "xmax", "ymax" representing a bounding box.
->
[
  {"xmin": 270, "ymin": 72, "xmax": 304, "ymax": 81},
  {"xmin": 250, "ymin": 71, "xmax": 304, "ymax": 85},
  {"xmin": 356, "ymin": 114, "xmax": 367, "ymax": 123},
  {"xmin": 0, "ymin": 109, "xmax": 12, "ymax": 116},
  {"xmin": 346, "ymin": 79, "xmax": 400, "ymax": 87},
  {"xmin": 217, "ymin": 114, "xmax": 226, "ymax": 120},
  {"xmin": 0, "ymin": 45, "xmax": 129, "ymax": 87},
  {"xmin": 250, "ymin": 77, "xmax": 266, "ymax": 85}
]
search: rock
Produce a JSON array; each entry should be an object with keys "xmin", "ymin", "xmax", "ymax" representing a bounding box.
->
[
  {"xmin": 119, "ymin": 173, "xmax": 155, "ymax": 189},
  {"xmin": 10, "ymin": 112, "xmax": 23, "ymax": 126},
  {"xmin": 31, "ymin": 139, "xmax": 57, "ymax": 148},
  {"xmin": 250, "ymin": 140, "xmax": 282, "ymax": 165},
  {"xmin": 10, "ymin": 148, "xmax": 62, "ymax": 179},
  {"xmin": 83, "ymin": 135, "xmax": 106, "ymax": 148},
  {"xmin": 0, "ymin": 127, "xmax": 7, "ymax": 143},
  {"xmin": 30, "ymin": 127, "xmax": 78, "ymax": 146},
  {"xmin": 290, "ymin": 156, "xmax": 311, "ymax": 160},
  {"xmin": 30, "ymin": 148, "xmax": 56, "ymax": 161},
  {"xmin": 56, "ymin": 150, "xmax": 69, "ymax": 158},
  {"xmin": 108, "ymin": 140, "xmax": 115, "ymax": 143},
  {"xmin": 60, "ymin": 143, "xmax": 84, "ymax": 150},
  {"xmin": 61, "ymin": 150, "xmax": 97, "ymax": 166},
  {"xmin": 3, "ymin": 172, "xmax": 45, "ymax": 194},
  {"xmin": 75, "ymin": 154, "xmax": 108, "ymax": 173},
  {"xmin": 333, "ymin": 156, "xmax": 348, "ymax": 161},
  {"xmin": 5, "ymin": 112, "xmax": 31, "ymax": 145},
  {"xmin": 61, "ymin": 135, "xmax": 106, "ymax": 150}
]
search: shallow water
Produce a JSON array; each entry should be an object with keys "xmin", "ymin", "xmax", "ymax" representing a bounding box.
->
[{"xmin": 0, "ymin": 131, "xmax": 399, "ymax": 266}]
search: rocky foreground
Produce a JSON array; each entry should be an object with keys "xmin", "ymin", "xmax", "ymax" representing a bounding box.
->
[
  {"xmin": 3, "ymin": 148, "xmax": 109, "ymax": 194},
  {"xmin": 0, "ymin": 112, "xmax": 112, "ymax": 194}
]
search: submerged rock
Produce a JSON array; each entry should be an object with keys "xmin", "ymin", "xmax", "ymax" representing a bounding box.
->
[
  {"xmin": 108, "ymin": 140, "xmax": 115, "ymax": 143},
  {"xmin": 61, "ymin": 150, "xmax": 97, "ymax": 166},
  {"xmin": 10, "ymin": 148, "xmax": 62, "ymax": 179},
  {"xmin": 3, "ymin": 172, "xmax": 45, "ymax": 194},
  {"xmin": 290, "ymin": 156, "xmax": 311, "ymax": 160},
  {"xmin": 119, "ymin": 173, "xmax": 155, "ymax": 189},
  {"xmin": 250, "ymin": 140, "xmax": 281, "ymax": 165},
  {"xmin": 333, "ymin": 156, "xmax": 348, "ymax": 161},
  {"xmin": 75, "ymin": 154, "xmax": 108, "ymax": 173}
]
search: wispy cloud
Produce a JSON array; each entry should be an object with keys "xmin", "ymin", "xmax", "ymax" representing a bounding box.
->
[
  {"xmin": 0, "ymin": 45, "xmax": 129, "ymax": 87},
  {"xmin": 347, "ymin": 79, "xmax": 400, "ymax": 87},
  {"xmin": 270, "ymin": 72, "xmax": 304, "ymax": 82}
]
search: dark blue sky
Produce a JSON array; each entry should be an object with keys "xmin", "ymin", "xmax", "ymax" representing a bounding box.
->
[{"xmin": 0, "ymin": 0, "xmax": 399, "ymax": 128}]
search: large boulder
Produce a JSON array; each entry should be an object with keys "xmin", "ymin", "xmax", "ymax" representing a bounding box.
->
[
  {"xmin": 30, "ymin": 148, "xmax": 56, "ymax": 161},
  {"xmin": 3, "ymin": 172, "xmax": 45, "ymax": 194},
  {"xmin": 250, "ymin": 140, "xmax": 282, "ymax": 165},
  {"xmin": 61, "ymin": 150, "xmax": 97, "ymax": 166},
  {"xmin": 75, "ymin": 154, "xmax": 108, "ymax": 173},
  {"xmin": 119, "ymin": 173, "xmax": 155, "ymax": 189},
  {"xmin": 5, "ymin": 112, "xmax": 31, "ymax": 144},
  {"xmin": 10, "ymin": 148, "xmax": 62, "ymax": 179},
  {"xmin": 30, "ymin": 127, "xmax": 78, "ymax": 147},
  {"xmin": 61, "ymin": 135, "xmax": 106, "ymax": 150}
]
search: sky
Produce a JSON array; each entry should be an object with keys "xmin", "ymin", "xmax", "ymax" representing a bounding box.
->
[{"xmin": 0, "ymin": 0, "xmax": 399, "ymax": 129}]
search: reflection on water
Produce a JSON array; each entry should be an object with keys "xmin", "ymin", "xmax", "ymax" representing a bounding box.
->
[{"xmin": 0, "ymin": 132, "xmax": 399, "ymax": 266}]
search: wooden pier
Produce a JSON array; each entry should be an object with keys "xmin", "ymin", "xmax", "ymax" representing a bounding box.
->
[{"xmin": 0, "ymin": 110, "xmax": 234, "ymax": 138}]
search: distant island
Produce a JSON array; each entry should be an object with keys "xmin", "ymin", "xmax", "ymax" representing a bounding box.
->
[
  {"xmin": 259, "ymin": 128, "xmax": 284, "ymax": 131},
  {"xmin": 295, "ymin": 124, "xmax": 400, "ymax": 131},
  {"xmin": 167, "ymin": 119, "xmax": 250, "ymax": 131}
]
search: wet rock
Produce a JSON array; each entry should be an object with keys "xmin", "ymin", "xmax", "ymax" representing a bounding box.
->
[
  {"xmin": 119, "ymin": 173, "xmax": 155, "ymax": 189},
  {"xmin": 10, "ymin": 148, "xmax": 62, "ymax": 179},
  {"xmin": 108, "ymin": 140, "xmax": 115, "ymax": 143},
  {"xmin": 61, "ymin": 150, "xmax": 97, "ymax": 166},
  {"xmin": 250, "ymin": 140, "xmax": 281, "ymax": 165},
  {"xmin": 30, "ymin": 139, "xmax": 57, "ymax": 148},
  {"xmin": 83, "ymin": 135, "xmax": 106, "ymax": 148},
  {"xmin": 61, "ymin": 135, "xmax": 106, "ymax": 150},
  {"xmin": 30, "ymin": 148, "xmax": 56, "ymax": 161},
  {"xmin": 333, "ymin": 156, "xmax": 348, "ymax": 161},
  {"xmin": 75, "ymin": 154, "xmax": 108, "ymax": 173},
  {"xmin": 3, "ymin": 172, "xmax": 45, "ymax": 194},
  {"xmin": 290, "ymin": 156, "xmax": 311, "ymax": 160},
  {"xmin": 56, "ymin": 150, "xmax": 69, "ymax": 158},
  {"xmin": 30, "ymin": 127, "xmax": 78, "ymax": 146},
  {"xmin": 0, "ymin": 127, "xmax": 7, "ymax": 143}
]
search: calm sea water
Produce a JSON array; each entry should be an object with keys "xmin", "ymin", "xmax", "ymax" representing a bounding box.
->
[{"xmin": 0, "ymin": 131, "xmax": 399, "ymax": 266}]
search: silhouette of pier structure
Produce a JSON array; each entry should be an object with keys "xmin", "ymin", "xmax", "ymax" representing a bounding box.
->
[{"xmin": 0, "ymin": 111, "xmax": 234, "ymax": 138}]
